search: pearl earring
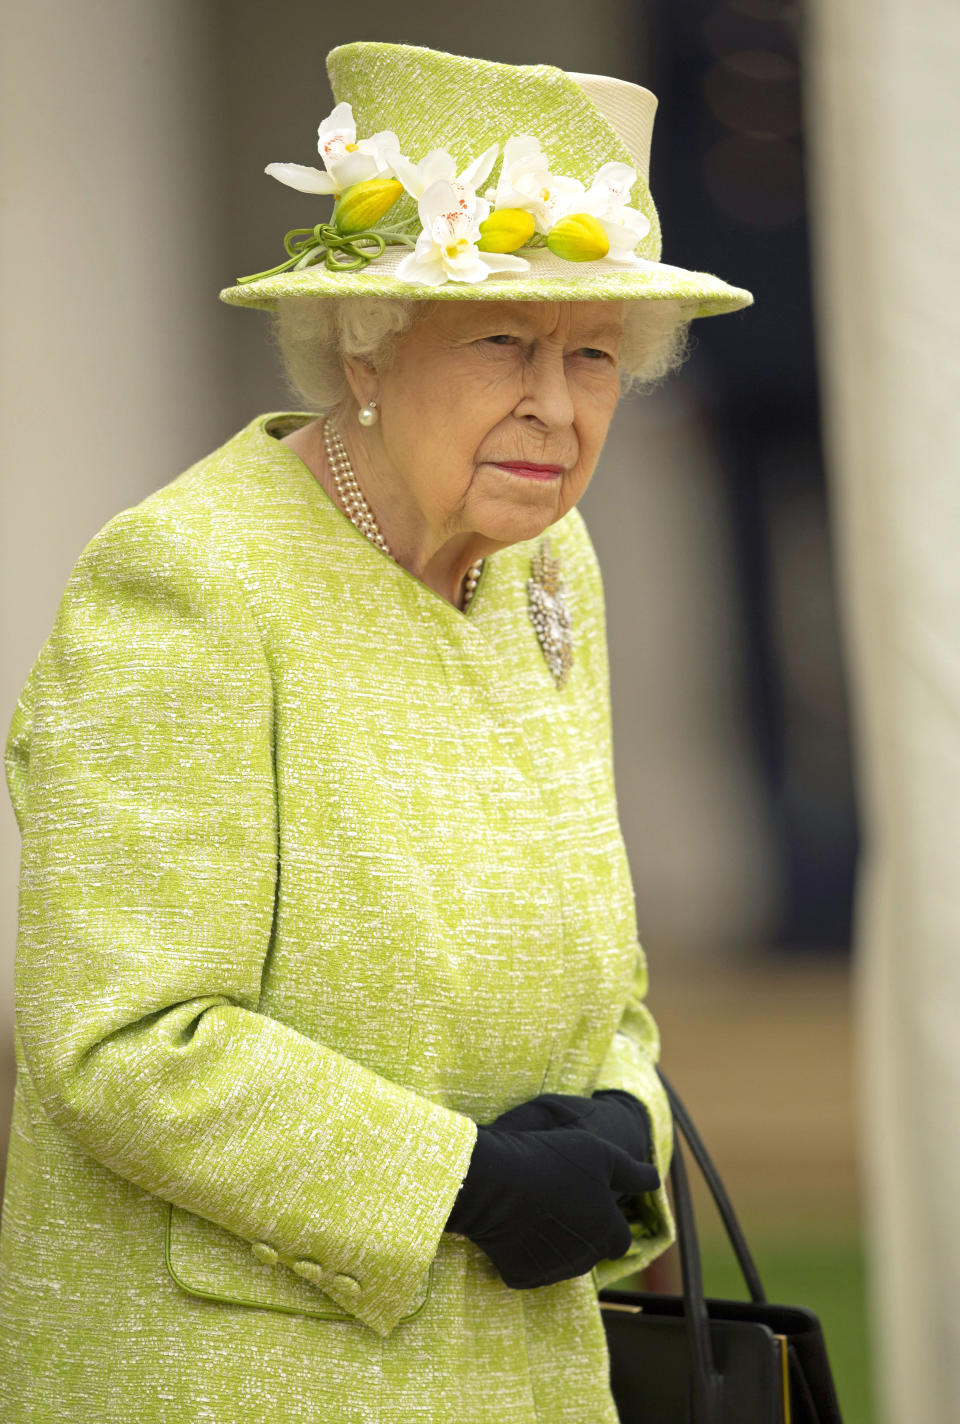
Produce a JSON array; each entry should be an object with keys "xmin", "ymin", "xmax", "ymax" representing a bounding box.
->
[{"xmin": 358, "ymin": 400, "xmax": 379, "ymax": 427}]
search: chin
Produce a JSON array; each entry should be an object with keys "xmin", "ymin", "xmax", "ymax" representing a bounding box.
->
[
  {"xmin": 482, "ymin": 508, "xmax": 559, "ymax": 548},
  {"xmin": 468, "ymin": 477, "xmax": 574, "ymax": 549}
]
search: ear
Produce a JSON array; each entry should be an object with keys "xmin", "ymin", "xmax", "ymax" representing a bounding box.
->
[{"xmin": 341, "ymin": 354, "xmax": 378, "ymax": 412}]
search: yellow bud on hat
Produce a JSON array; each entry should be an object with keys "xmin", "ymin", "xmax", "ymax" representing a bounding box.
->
[
  {"xmin": 546, "ymin": 213, "xmax": 610, "ymax": 263},
  {"xmin": 477, "ymin": 209, "xmax": 537, "ymax": 253},
  {"xmin": 334, "ymin": 178, "xmax": 403, "ymax": 234}
]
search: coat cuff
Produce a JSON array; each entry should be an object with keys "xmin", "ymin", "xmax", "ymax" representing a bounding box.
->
[
  {"xmin": 269, "ymin": 1092, "xmax": 478, "ymax": 1337},
  {"xmin": 319, "ymin": 1098, "xmax": 478, "ymax": 1335},
  {"xmin": 590, "ymin": 1034, "xmax": 675, "ymax": 1285}
]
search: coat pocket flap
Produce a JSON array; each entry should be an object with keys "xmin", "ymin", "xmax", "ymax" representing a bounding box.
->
[
  {"xmin": 163, "ymin": 1204, "xmax": 433, "ymax": 1323},
  {"xmin": 164, "ymin": 1203, "xmax": 353, "ymax": 1320}
]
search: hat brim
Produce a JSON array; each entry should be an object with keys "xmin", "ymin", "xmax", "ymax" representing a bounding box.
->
[{"xmin": 219, "ymin": 247, "xmax": 752, "ymax": 318}]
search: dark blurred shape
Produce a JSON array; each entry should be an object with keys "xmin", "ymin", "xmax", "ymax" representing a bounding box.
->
[
  {"xmin": 703, "ymin": 51, "xmax": 802, "ymax": 137},
  {"xmin": 727, "ymin": 0, "xmax": 800, "ymax": 22},
  {"xmin": 646, "ymin": 0, "xmax": 858, "ymax": 951},
  {"xmin": 704, "ymin": 134, "xmax": 806, "ymax": 225},
  {"xmin": 715, "ymin": 47, "xmax": 796, "ymax": 78}
]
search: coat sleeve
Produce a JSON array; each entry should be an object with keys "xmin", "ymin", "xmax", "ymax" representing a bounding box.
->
[
  {"xmin": 7, "ymin": 505, "xmax": 477, "ymax": 1338},
  {"xmin": 590, "ymin": 940, "xmax": 676, "ymax": 1286}
]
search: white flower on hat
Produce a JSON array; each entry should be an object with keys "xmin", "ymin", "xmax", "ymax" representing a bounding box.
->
[
  {"xmin": 391, "ymin": 143, "xmax": 500, "ymax": 210},
  {"xmin": 578, "ymin": 160, "xmax": 652, "ymax": 263},
  {"xmin": 265, "ymin": 101, "xmax": 401, "ymax": 197},
  {"xmin": 395, "ymin": 180, "xmax": 529, "ymax": 287},
  {"xmin": 491, "ymin": 136, "xmax": 586, "ymax": 235}
]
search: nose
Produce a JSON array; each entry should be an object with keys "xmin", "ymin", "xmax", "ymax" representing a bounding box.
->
[{"xmin": 514, "ymin": 346, "xmax": 575, "ymax": 432}]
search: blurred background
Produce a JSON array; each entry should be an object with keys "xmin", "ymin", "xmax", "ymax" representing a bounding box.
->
[{"xmin": 3, "ymin": 4, "xmax": 959, "ymax": 1423}]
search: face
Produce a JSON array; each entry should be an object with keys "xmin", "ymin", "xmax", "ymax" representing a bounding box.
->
[{"xmin": 344, "ymin": 300, "xmax": 625, "ymax": 557}]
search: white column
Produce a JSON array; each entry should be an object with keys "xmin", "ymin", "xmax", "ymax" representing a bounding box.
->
[{"xmin": 805, "ymin": 2, "xmax": 960, "ymax": 1419}]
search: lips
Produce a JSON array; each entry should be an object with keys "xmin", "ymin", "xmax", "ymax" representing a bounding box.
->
[{"xmin": 493, "ymin": 461, "xmax": 565, "ymax": 480}]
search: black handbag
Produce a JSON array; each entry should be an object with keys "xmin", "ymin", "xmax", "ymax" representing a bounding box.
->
[{"xmin": 599, "ymin": 1069, "xmax": 844, "ymax": 1423}]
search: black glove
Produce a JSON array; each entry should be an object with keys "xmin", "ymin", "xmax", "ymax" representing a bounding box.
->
[
  {"xmin": 486, "ymin": 1090, "xmax": 655, "ymax": 1169},
  {"xmin": 445, "ymin": 1124, "xmax": 660, "ymax": 1289}
]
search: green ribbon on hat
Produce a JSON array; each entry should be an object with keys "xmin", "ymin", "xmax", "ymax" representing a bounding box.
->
[{"xmin": 237, "ymin": 222, "xmax": 417, "ymax": 285}]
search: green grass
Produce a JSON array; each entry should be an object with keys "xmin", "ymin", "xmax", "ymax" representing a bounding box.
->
[{"xmin": 697, "ymin": 1228, "xmax": 874, "ymax": 1424}]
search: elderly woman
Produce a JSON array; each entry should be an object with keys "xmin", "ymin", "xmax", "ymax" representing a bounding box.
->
[{"xmin": 0, "ymin": 40, "xmax": 751, "ymax": 1424}]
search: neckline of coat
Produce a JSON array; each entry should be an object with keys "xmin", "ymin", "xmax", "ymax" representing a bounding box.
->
[{"xmin": 253, "ymin": 412, "xmax": 495, "ymax": 634}]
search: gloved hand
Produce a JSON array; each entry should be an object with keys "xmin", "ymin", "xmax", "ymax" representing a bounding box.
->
[
  {"xmin": 486, "ymin": 1090, "xmax": 654, "ymax": 1169},
  {"xmin": 445, "ymin": 1124, "xmax": 660, "ymax": 1289}
]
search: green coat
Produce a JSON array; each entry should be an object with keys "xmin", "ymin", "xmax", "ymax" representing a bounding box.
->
[{"xmin": 0, "ymin": 413, "xmax": 675, "ymax": 1423}]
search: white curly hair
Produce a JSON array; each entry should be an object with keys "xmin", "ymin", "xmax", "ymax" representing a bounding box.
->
[{"xmin": 271, "ymin": 296, "xmax": 695, "ymax": 418}]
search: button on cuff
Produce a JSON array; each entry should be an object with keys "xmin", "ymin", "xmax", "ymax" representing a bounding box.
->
[
  {"xmin": 291, "ymin": 1258, "xmax": 328, "ymax": 1288},
  {"xmin": 330, "ymin": 1272, "xmax": 361, "ymax": 1308},
  {"xmin": 290, "ymin": 1258, "xmax": 361, "ymax": 1306},
  {"xmin": 250, "ymin": 1240, "xmax": 279, "ymax": 1266}
]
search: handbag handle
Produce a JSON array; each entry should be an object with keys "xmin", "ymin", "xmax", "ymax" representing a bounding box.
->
[
  {"xmin": 653, "ymin": 1067, "xmax": 771, "ymax": 1424},
  {"xmin": 662, "ymin": 1093, "xmax": 723, "ymax": 1423},
  {"xmin": 658, "ymin": 1068, "xmax": 767, "ymax": 1305}
]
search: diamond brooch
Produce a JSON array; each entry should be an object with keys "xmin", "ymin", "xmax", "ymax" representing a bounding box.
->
[{"xmin": 527, "ymin": 538, "xmax": 574, "ymax": 688}]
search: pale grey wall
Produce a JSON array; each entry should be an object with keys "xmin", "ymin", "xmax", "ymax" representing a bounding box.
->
[
  {"xmin": 582, "ymin": 387, "xmax": 780, "ymax": 955},
  {"xmin": 1, "ymin": 0, "xmax": 229, "ymax": 1178}
]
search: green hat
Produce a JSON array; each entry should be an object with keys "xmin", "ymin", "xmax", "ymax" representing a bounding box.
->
[{"xmin": 220, "ymin": 41, "xmax": 753, "ymax": 318}]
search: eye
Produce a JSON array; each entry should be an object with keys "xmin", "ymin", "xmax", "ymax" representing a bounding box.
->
[
  {"xmin": 484, "ymin": 333, "xmax": 517, "ymax": 346},
  {"xmin": 578, "ymin": 347, "xmax": 615, "ymax": 361}
]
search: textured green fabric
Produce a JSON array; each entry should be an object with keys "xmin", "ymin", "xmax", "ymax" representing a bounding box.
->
[
  {"xmin": 219, "ymin": 42, "xmax": 754, "ymax": 316},
  {"xmin": 0, "ymin": 413, "xmax": 674, "ymax": 1422}
]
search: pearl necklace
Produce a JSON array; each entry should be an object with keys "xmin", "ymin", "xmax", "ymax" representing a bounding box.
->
[{"xmin": 322, "ymin": 417, "xmax": 484, "ymax": 611}]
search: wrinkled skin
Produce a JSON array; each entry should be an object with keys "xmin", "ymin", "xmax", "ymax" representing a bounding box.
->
[{"xmin": 284, "ymin": 300, "xmax": 625, "ymax": 607}]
